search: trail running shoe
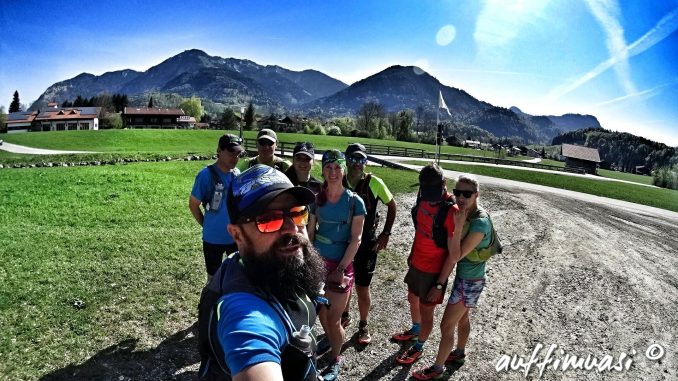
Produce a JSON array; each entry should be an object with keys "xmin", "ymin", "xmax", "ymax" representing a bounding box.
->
[
  {"xmin": 321, "ymin": 359, "xmax": 341, "ymax": 381},
  {"xmin": 391, "ymin": 329, "xmax": 419, "ymax": 342},
  {"xmin": 412, "ymin": 365, "xmax": 444, "ymax": 380},
  {"xmin": 357, "ymin": 326, "xmax": 371, "ymax": 345},
  {"xmin": 445, "ymin": 350, "xmax": 466, "ymax": 364},
  {"xmin": 395, "ymin": 346, "xmax": 422, "ymax": 365},
  {"xmin": 340, "ymin": 314, "xmax": 351, "ymax": 328}
]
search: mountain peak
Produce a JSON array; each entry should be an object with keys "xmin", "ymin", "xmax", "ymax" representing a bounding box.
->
[{"xmin": 178, "ymin": 48, "xmax": 210, "ymax": 57}]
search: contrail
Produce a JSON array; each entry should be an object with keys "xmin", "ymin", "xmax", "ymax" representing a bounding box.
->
[{"xmin": 548, "ymin": 7, "xmax": 678, "ymax": 100}]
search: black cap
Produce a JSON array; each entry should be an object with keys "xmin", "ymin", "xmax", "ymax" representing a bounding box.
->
[
  {"xmin": 345, "ymin": 143, "xmax": 367, "ymax": 158},
  {"xmin": 218, "ymin": 134, "xmax": 244, "ymax": 153},
  {"xmin": 293, "ymin": 142, "xmax": 315, "ymax": 159},
  {"xmin": 419, "ymin": 163, "xmax": 445, "ymax": 202}
]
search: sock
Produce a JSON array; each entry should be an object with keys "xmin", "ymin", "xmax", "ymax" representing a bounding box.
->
[
  {"xmin": 341, "ymin": 311, "xmax": 349, "ymax": 319},
  {"xmin": 334, "ymin": 355, "xmax": 342, "ymax": 364},
  {"xmin": 413, "ymin": 340, "xmax": 425, "ymax": 351},
  {"xmin": 410, "ymin": 322, "xmax": 421, "ymax": 334},
  {"xmin": 453, "ymin": 348, "xmax": 466, "ymax": 355},
  {"xmin": 359, "ymin": 320, "xmax": 368, "ymax": 329}
]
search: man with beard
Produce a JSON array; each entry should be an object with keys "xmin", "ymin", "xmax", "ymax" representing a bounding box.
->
[{"xmin": 198, "ymin": 165, "xmax": 325, "ymax": 381}]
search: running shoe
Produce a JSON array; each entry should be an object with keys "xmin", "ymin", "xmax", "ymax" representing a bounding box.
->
[
  {"xmin": 321, "ymin": 359, "xmax": 341, "ymax": 381},
  {"xmin": 395, "ymin": 346, "xmax": 422, "ymax": 365},
  {"xmin": 357, "ymin": 326, "xmax": 371, "ymax": 345},
  {"xmin": 391, "ymin": 329, "xmax": 419, "ymax": 342},
  {"xmin": 445, "ymin": 350, "xmax": 466, "ymax": 364},
  {"xmin": 412, "ymin": 365, "xmax": 444, "ymax": 380}
]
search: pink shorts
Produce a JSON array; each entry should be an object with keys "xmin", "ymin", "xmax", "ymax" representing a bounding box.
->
[{"xmin": 322, "ymin": 258, "xmax": 355, "ymax": 294}]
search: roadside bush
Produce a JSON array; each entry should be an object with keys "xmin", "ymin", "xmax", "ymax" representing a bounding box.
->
[
  {"xmin": 350, "ymin": 129, "xmax": 370, "ymax": 138},
  {"xmin": 327, "ymin": 126, "xmax": 342, "ymax": 136},
  {"xmin": 652, "ymin": 166, "xmax": 678, "ymax": 190}
]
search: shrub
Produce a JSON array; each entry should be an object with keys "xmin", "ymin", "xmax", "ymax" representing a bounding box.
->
[
  {"xmin": 652, "ymin": 166, "xmax": 678, "ymax": 190},
  {"xmin": 327, "ymin": 126, "xmax": 342, "ymax": 136}
]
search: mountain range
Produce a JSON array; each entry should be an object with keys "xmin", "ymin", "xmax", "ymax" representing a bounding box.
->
[{"xmin": 30, "ymin": 49, "xmax": 601, "ymax": 143}]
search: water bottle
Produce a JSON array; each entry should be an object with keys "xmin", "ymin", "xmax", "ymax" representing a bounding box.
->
[
  {"xmin": 290, "ymin": 325, "xmax": 313, "ymax": 357},
  {"xmin": 210, "ymin": 183, "xmax": 224, "ymax": 211}
]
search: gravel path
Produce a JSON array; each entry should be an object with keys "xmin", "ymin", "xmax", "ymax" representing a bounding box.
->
[{"xmin": 0, "ymin": 141, "xmax": 97, "ymax": 154}]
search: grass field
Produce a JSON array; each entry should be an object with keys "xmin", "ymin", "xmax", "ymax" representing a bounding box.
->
[
  {"xmin": 0, "ymin": 160, "xmax": 418, "ymax": 380},
  {"xmin": 421, "ymin": 161, "xmax": 678, "ymax": 212},
  {"xmin": 0, "ymin": 129, "xmax": 528, "ymax": 162}
]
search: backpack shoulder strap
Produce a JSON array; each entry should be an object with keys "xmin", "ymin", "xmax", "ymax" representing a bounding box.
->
[{"xmin": 346, "ymin": 190, "xmax": 356, "ymax": 227}]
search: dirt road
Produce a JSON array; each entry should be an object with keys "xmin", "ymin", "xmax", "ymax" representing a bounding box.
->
[{"xmin": 329, "ymin": 177, "xmax": 677, "ymax": 380}]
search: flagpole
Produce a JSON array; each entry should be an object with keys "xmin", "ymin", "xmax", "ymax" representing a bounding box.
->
[{"xmin": 436, "ymin": 103, "xmax": 440, "ymax": 165}]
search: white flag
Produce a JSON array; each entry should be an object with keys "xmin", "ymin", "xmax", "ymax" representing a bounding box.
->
[{"xmin": 438, "ymin": 90, "xmax": 451, "ymax": 116}]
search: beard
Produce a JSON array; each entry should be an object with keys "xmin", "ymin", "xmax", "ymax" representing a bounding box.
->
[{"xmin": 240, "ymin": 231, "xmax": 326, "ymax": 301}]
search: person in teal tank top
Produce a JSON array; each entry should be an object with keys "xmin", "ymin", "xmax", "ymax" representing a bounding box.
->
[
  {"xmin": 308, "ymin": 149, "xmax": 365, "ymax": 381},
  {"xmin": 412, "ymin": 173, "xmax": 494, "ymax": 380}
]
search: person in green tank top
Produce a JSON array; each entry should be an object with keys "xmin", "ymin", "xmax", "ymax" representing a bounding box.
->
[{"xmin": 412, "ymin": 173, "xmax": 493, "ymax": 380}]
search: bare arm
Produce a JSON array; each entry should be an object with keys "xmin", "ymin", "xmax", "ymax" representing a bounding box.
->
[
  {"xmin": 374, "ymin": 199, "xmax": 397, "ymax": 252},
  {"xmin": 189, "ymin": 195, "xmax": 204, "ymax": 227},
  {"xmin": 233, "ymin": 362, "xmax": 284, "ymax": 381}
]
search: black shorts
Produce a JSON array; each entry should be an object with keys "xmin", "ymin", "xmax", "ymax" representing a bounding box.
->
[
  {"xmin": 353, "ymin": 238, "xmax": 378, "ymax": 287},
  {"xmin": 203, "ymin": 241, "xmax": 238, "ymax": 275}
]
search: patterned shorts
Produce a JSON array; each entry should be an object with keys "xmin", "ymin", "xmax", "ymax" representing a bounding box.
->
[{"xmin": 448, "ymin": 277, "xmax": 486, "ymax": 308}]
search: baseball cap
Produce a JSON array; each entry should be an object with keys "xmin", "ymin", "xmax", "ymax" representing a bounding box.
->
[
  {"xmin": 218, "ymin": 134, "xmax": 244, "ymax": 154},
  {"xmin": 293, "ymin": 142, "xmax": 315, "ymax": 159},
  {"xmin": 257, "ymin": 128, "xmax": 277, "ymax": 143},
  {"xmin": 345, "ymin": 143, "xmax": 367, "ymax": 158},
  {"xmin": 227, "ymin": 165, "xmax": 315, "ymax": 222},
  {"xmin": 418, "ymin": 163, "xmax": 445, "ymax": 202}
]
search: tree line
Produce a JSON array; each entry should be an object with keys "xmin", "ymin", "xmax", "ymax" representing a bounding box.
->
[{"xmin": 553, "ymin": 127, "xmax": 677, "ymax": 189}]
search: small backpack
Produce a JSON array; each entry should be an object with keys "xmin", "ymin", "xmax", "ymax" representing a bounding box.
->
[
  {"xmin": 411, "ymin": 195, "xmax": 455, "ymax": 249},
  {"xmin": 463, "ymin": 209, "xmax": 503, "ymax": 262}
]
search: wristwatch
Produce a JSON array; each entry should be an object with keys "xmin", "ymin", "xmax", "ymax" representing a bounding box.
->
[{"xmin": 435, "ymin": 283, "xmax": 444, "ymax": 290}]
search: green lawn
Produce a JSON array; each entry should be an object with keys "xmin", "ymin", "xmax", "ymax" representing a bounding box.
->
[
  {"xmin": 0, "ymin": 160, "xmax": 418, "ymax": 380},
  {"xmin": 422, "ymin": 162, "xmax": 678, "ymax": 212},
  {"xmin": 598, "ymin": 168, "xmax": 654, "ymax": 185},
  {"xmin": 1, "ymin": 129, "xmax": 504, "ymax": 160}
]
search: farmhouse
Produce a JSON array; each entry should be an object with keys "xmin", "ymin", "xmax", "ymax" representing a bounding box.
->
[
  {"xmin": 561, "ymin": 143, "xmax": 601, "ymax": 175},
  {"xmin": 34, "ymin": 107, "xmax": 100, "ymax": 131},
  {"xmin": 5, "ymin": 111, "xmax": 38, "ymax": 133},
  {"xmin": 463, "ymin": 140, "xmax": 481, "ymax": 149},
  {"xmin": 123, "ymin": 107, "xmax": 186, "ymax": 129},
  {"xmin": 4, "ymin": 107, "xmax": 100, "ymax": 133}
]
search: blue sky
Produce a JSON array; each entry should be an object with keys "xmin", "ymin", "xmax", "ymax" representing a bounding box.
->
[{"xmin": 1, "ymin": 0, "xmax": 677, "ymax": 145}]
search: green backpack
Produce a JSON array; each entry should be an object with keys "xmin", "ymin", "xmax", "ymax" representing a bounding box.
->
[{"xmin": 462, "ymin": 209, "xmax": 503, "ymax": 262}]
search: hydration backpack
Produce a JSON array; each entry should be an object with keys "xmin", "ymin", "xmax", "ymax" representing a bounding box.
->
[
  {"xmin": 411, "ymin": 195, "xmax": 455, "ymax": 249},
  {"xmin": 462, "ymin": 209, "xmax": 503, "ymax": 262}
]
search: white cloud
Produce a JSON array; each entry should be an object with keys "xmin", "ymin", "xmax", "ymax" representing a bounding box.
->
[{"xmin": 473, "ymin": 0, "xmax": 551, "ymax": 59}]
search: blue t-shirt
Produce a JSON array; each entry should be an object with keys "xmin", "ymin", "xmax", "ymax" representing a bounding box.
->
[
  {"xmin": 191, "ymin": 165, "xmax": 240, "ymax": 244},
  {"xmin": 216, "ymin": 292, "xmax": 288, "ymax": 375},
  {"xmin": 314, "ymin": 190, "xmax": 366, "ymax": 262}
]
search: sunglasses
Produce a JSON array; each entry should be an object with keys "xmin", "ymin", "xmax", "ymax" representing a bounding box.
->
[
  {"xmin": 453, "ymin": 189, "xmax": 476, "ymax": 198},
  {"xmin": 242, "ymin": 205, "xmax": 309, "ymax": 233},
  {"xmin": 347, "ymin": 156, "xmax": 367, "ymax": 165},
  {"xmin": 258, "ymin": 139, "xmax": 275, "ymax": 146}
]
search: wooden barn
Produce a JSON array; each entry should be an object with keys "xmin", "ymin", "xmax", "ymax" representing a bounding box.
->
[{"xmin": 561, "ymin": 143, "xmax": 601, "ymax": 175}]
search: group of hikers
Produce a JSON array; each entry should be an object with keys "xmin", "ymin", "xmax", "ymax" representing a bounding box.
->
[{"xmin": 189, "ymin": 129, "xmax": 497, "ymax": 381}]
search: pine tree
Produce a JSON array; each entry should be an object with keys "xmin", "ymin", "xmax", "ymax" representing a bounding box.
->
[
  {"xmin": 148, "ymin": 97, "xmax": 154, "ymax": 108},
  {"xmin": 9, "ymin": 90, "xmax": 21, "ymax": 113},
  {"xmin": 244, "ymin": 102, "xmax": 256, "ymax": 130}
]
